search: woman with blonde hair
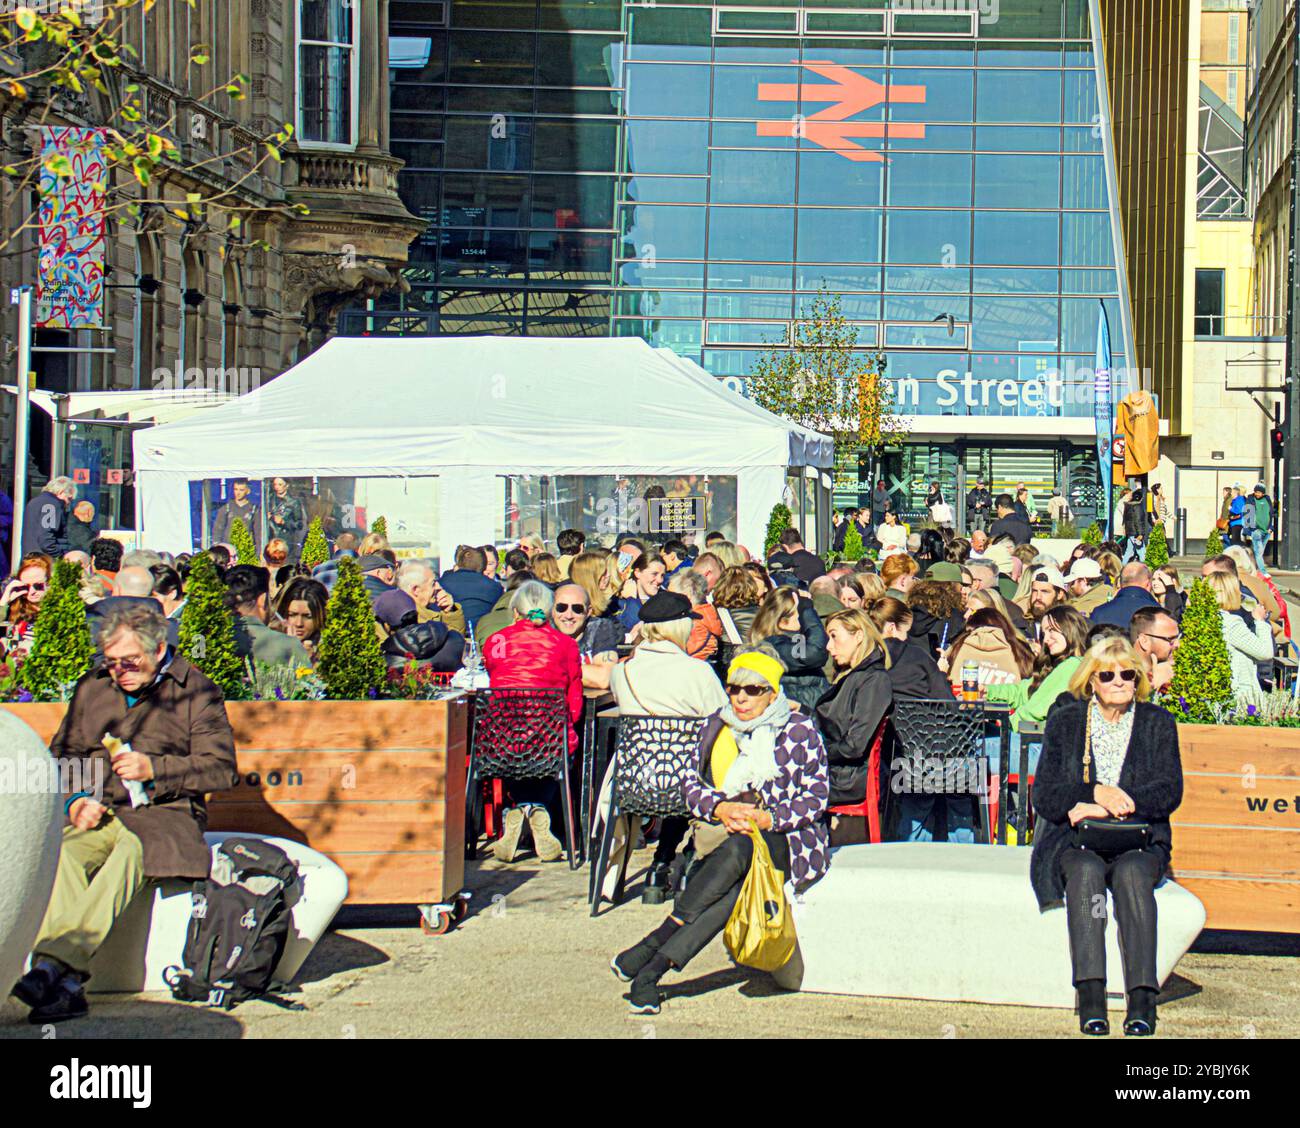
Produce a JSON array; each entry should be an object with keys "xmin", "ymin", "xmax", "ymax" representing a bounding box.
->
[
  {"xmin": 965, "ymin": 586, "xmax": 1019, "ymax": 630},
  {"xmin": 531, "ymin": 553, "xmax": 563, "ymax": 585},
  {"xmin": 1097, "ymin": 550, "xmax": 1122, "ymax": 587},
  {"xmin": 358, "ymin": 531, "xmax": 390, "ymax": 557},
  {"xmin": 1223, "ymin": 545, "xmax": 1289, "ymax": 637},
  {"xmin": 1031, "ymin": 636, "xmax": 1183, "ymax": 1037},
  {"xmin": 815, "ymin": 609, "xmax": 893, "ymax": 806},
  {"xmin": 1204, "ymin": 570, "xmax": 1272, "ymax": 700},
  {"xmin": 749, "ymin": 587, "xmax": 830, "ymax": 711},
  {"xmin": 711, "ymin": 541, "xmax": 747, "ymax": 569},
  {"xmin": 569, "ymin": 550, "xmax": 617, "ymax": 618},
  {"xmin": 518, "ymin": 533, "xmax": 546, "ymax": 559}
]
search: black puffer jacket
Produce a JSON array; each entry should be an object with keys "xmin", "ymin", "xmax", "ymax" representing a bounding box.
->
[
  {"xmin": 1029, "ymin": 697, "xmax": 1182, "ymax": 910},
  {"xmin": 814, "ymin": 649, "xmax": 892, "ymax": 805},
  {"xmin": 381, "ymin": 618, "xmax": 465, "ymax": 673},
  {"xmin": 761, "ymin": 600, "xmax": 831, "ymax": 713},
  {"xmin": 883, "ymin": 636, "xmax": 951, "ymax": 700}
]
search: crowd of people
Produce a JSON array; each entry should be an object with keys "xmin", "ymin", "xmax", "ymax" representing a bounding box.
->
[{"xmin": 5, "ymin": 473, "xmax": 1288, "ymax": 1035}]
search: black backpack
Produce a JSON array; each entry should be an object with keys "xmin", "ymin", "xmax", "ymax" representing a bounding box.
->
[{"xmin": 165, "ymin": 837, "xmax": 301, "ymax": 1010}]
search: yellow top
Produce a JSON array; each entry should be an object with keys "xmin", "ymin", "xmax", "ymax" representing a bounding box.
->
[{"xmin": 711, "ymin": 726, "xmax": 740, "ymax": 789}]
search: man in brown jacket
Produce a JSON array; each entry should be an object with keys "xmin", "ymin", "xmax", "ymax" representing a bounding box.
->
[{"xmin": 11, "ymin": 602, "xmax": 238, "ymax": 1023}]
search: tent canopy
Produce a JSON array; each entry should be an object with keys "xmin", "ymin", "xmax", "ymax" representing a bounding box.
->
[
  {"xmin": 133, "ymin": 336, "xmax": 833, "ymax": 557},
  {"xmin": 134, "ymin": 337, "xmax": 832, "ymax": 476},
  {"xmin": 3, "ymin": 385, "xmax": 238, "ymax": 425}
]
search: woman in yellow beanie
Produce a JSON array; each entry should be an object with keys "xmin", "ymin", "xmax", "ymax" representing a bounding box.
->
[{"xmin": 610, "ymin": 642, "xmax": 830, "ymax": 1014}]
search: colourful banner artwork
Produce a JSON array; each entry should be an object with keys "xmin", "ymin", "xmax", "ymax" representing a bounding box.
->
[{"xmin": 36, "ymin": 126, "xmax": 107, "ymax": 329}]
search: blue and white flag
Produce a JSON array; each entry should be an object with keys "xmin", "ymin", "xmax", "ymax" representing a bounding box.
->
[{"xmin": 1093, "ymin": 303, "xmax": 1113, "ymax": 537}]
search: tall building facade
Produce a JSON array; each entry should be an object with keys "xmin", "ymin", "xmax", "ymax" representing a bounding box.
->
[
  {"xmin": 1, "ymin": 1, "xmax": 422, "ymax": 525},
  {"xmin": 377, "ymin": 0, "xmax": 1138, "ymax": 528}
]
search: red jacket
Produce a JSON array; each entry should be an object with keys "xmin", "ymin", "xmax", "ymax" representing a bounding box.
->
[{"xmin": 483, "ymin": 620, "xmax": 583, "ymax": 752}]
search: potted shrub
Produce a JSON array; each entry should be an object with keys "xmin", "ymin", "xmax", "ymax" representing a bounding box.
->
[
  {"xmin": 229, "ymin": 516, "xmax": 258, "ymax": 564},
  {"xmin": 371, "ymin": 515, "xmax": 388, "ymax": 539},
  {"xmin": 842, "ymin": 520, "xmax": 865, "ymax": 562},
  {"xmin": 1081, "ymin": 522, "xmax": 1103, "ymax": 546},
  {"xmin": 764, "ymin": 503, "xmax": 792, "ymax": 558},
  {"xmin": 1145, "ymin": 521, "xmax": 1169, "ymax": 568},
  {"xmin": 300, "ymin": 516, "xmax": 329, "ymax": 569},
  {"xmin": 315, "ymin": 555, "xmax": 385, "ymax": 701},
  {"xmin": 178, "ymin": 550, "xmax": 245, "ymax": 698},
  {"xmin": 1163, "ymin": 577, "xmax": 1233, "ymax": 724},
  {"xmin": 1204, "ymin": 526, "xmax": 1224, "ymax": 558}
]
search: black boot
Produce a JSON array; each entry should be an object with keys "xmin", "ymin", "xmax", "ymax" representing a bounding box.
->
[
  {"xmin": 1124, "ymin": 987, "xmax": 1158, "ymax": 1037},
  {"xmin": 642, "ymin": 862, "xmax": 671, "ymax": 905},
  {"xmin": 1076, "ymin": 979, "xmax": 1109, "ymax": 1036},
  {"xmin": 611, "ymin": 919, "xmax": 680, "ymax": 982},
  {"xmin": 27, "ymin": 971, "xmax": 88, "ymax": 1025},
  {"xmin": 10, "ymin": 959, "xmax": 62, "ymax": 1010},
  {"xmin": 628, "ymin": 953, "xmax": 671, "ymax": 1015}
]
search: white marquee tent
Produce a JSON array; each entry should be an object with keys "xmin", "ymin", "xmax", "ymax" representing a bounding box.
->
[{"xmin": 132, "ymin": 336, "xmax": 834, "ymax": 561}]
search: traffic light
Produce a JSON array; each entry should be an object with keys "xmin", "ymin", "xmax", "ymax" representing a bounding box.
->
[{"xmin": 1271, "ymin": 425, "xmax": 1286, "ymax": 460}]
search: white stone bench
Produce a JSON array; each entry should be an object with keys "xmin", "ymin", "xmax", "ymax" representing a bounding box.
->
[
  {"xmin": 772, "ymin": 843, "xmax": 1206, "ymax": 1009},
  {"xmin": 0, "ymin": 713, "xmax": 62, "ymax": 997},
  {"xmin": 86, "ymin": 832, "xmax": 348, "ymax": 993}
]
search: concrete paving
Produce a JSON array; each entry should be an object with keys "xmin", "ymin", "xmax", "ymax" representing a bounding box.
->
[{"xmin": 3, "ymin": 848, "xmax": 1297, "ymax": 1040}]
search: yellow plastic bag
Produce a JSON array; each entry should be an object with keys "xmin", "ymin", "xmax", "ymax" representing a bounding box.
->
[{"xmin": 722, "ymin": 825, "xmax": 797, "ymax": 972}]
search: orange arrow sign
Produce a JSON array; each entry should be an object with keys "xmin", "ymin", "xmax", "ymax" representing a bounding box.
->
[{"xmin": 756, "ymin": 62, "xmax": 928, "ymax": 161}]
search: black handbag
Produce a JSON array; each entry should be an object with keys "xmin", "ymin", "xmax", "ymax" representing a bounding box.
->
[
  {"xmin": 1074, "ymin": 817, "xmax": 1151, "ymax": 855},
  {"xmin": 1075, "ymin": 701, "xmax": 1150, "ymax": 855}
]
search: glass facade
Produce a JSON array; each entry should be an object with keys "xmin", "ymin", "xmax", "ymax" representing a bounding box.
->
[
  {"xmin": 377, "ymin": 0, "xmax": 1133, "ymax": 525},
  {"xmin": 382, "ymin": 0, "xmax": 624, "ymax": 337}
]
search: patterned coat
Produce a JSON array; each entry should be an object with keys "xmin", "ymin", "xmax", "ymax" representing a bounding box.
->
[{"xmin": 684, "ymin": 710, "xmax": 831, "ymax": 891}]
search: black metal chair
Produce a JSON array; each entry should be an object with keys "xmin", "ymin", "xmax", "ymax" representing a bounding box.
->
[
  {"xmin": 467, "ymin": 687, "xmax": 580, "ymax": 870},
  {"xmin": 888, "ymin": 698, "xmax": 997, "ymax": 844},
  {"xmin": 589, "ymin": 714, "xmax": 707, "ymax": 915}
]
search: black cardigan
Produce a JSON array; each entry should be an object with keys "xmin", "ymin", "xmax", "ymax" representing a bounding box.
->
[
  {"xmin": 1029, "ymin": 697, "xmax": 1183, "ymax": 910},
  {"xmin": 813, "ymin": 650, "xmax": 892, "ymax": 805}
]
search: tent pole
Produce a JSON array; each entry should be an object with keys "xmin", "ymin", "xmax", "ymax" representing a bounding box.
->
[{"xmin": 11, "ymin": 287, "xmax": 32, "ymax": 575}]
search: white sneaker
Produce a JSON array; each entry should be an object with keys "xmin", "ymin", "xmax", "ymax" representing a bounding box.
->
[
  {"xmin": 527, "ymin": 806, "xmax": 563, "ymax": 862},
  {"xmin": 493, "ymin": 807, "xmax": 526, "ymax": 863}
]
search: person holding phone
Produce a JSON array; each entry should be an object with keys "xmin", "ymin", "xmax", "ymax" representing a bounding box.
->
[
  {"xmin": 2, "ymin": 551, "xmax": 53, "ymax": 655},
  {"xmin": 1029, "ymin": 636, "xmax": 1183, "ymax": 1037},
  {"xmin": 610, "ymin": 644, "xmax": 829, "ymax": 1014}
]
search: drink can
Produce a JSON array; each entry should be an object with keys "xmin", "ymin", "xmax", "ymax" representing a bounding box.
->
[{"xmin": 961, "ymin": 660, "xmax": 980, "ymax": 702}]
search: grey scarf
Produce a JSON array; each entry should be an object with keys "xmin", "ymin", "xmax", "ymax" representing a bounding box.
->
[{"xmin": 717, "ymin": 691, "xmax": 792, "ymax": 795}]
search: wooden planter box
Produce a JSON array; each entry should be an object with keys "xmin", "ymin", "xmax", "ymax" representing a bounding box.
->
[
  {"xmin": 1170, "ymin": 724, "xmax": 1300, "ymax": 933},
  {"xmin": 0, "ymin": 699, "xmax": 469, "ymax": 908}
]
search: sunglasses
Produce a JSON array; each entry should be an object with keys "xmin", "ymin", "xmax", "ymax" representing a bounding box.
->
[
  {"xmin": 23, "ymin": 581, "xmax": 47, "ymax": 592},
  {"xmin": 554, "ymin": 603, "xmax": 587, "ymax": 614},
  {"xmin": 104, "ymin": 656, "xmax": 145, "ymax": 673},
  {"xmin": 1142, "ymin": 631, "xmax": 1181, "ymax": 645},
  {"xmin": 726, "ymin": 683, "xmax": 771, "ymax": 699},
  {"xmin": 1096, "ymin": 669, "xmax": 1138, "ymax": 684}
]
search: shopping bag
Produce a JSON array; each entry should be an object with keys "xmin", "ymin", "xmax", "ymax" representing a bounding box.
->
[{"xmin": 722, "ymin": 825, "xmax": 797, "ymax": 972}]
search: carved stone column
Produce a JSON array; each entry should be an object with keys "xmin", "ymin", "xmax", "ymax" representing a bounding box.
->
[{"xmin": 356, "ymin": 0, "xmax": 383, "ymax": 153}]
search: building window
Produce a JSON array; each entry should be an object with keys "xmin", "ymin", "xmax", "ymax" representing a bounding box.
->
[
  {"xmin": 1195, "ymin": 268, "xmax": 1225, "ymax": 337},
  {"xmin": 297, "ymin": 0, "xmax": 357, "ymax": 147},
  {"xmin": 134, "ymin": 235, "xmax": 161, "ymax": 391}
]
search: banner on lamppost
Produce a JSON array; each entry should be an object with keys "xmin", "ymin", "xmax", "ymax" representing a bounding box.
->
[
  {"xmin": 1093, "ymin": 302, "xmax": 1113, "ymax": 536},
  {"xmin": 36, "ymin": 126, "xmax": 107, "ymax": 330}
]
